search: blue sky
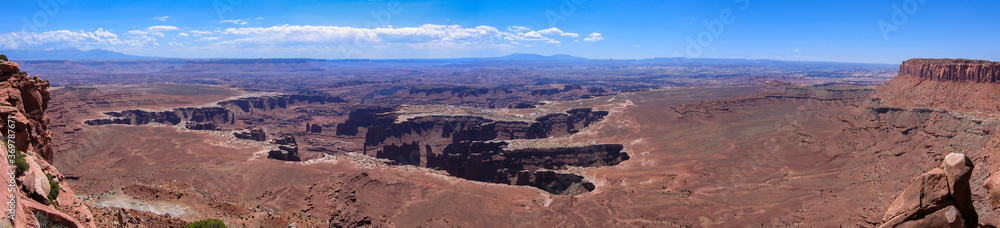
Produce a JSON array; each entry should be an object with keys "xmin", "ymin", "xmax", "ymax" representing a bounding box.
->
[{"xmin": 1, "ymin": 0, "xmax": 998, "ymax": 63}]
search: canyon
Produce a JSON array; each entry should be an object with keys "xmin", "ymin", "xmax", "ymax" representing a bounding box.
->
[{"xmin": 16, "ymin": 56, "xmax": 1000, "ymax": 226}]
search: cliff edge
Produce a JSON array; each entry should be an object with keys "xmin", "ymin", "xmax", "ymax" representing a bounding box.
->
[
  {"xmin": 0, "ymin": 61, "xmax": 93, "ymax": 227},
  {"xmin": 874, "ymin": 58, "xmax": 1000, "ymax": 116}
]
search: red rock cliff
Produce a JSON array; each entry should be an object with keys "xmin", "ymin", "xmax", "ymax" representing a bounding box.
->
[
  {"xmin": 874, "ymin": 58, "xmax": 1000, "ymax": 117},
  {"xmin": 899, "ymin": 58, "xmax": 1000, "ymax": 83},
  {"xmin": 0, "ymin": 61, "xmax": 93, "ymax": 227}
]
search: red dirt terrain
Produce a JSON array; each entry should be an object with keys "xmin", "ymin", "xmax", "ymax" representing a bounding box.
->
[{"xmin": 20, "ymin": 57, "xmax": 1000, "ymax": 227}]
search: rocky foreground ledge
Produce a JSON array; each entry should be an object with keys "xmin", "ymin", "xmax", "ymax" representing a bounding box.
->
[
  {"xmin": 881, "ymin": 153, "xmax": 1000, "ymax": 227},
  {"xmin": 0, "ymin": 61, "xmax": 93, "ymax": 227}
]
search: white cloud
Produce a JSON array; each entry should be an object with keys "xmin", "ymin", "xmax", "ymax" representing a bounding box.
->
[
  {"xmin": 220, "ymin": 19, "xmax": 248, "ymax": 25},
  {"xmin": 0, "ymin": 28, "xmax": 156, "ymax": 50},
  {"xmin": 189, "ymin": 30, "xmax": 213, "ymax": 35},
  {"xmin": 221, "ymin": 24, "xmax": 508, "ymax": 49},
  {"xmin": 584, "ymin": 33, "xmax": 603, "ymax": 42},
  {"xmin": 537, "ymin": 28, "xmax": 579, "ymax": 37},
  {"xmin": 507, "ymin": 26, "xmax": 531, "ymax": 32},
  {"xmin": 147, "ymin": 26, "xmax": 179, "ymax": 32},
  {"xmin": 128, "ymin": 26, "xmax": 180, "ymax": 38},
  {"xmin": 153, "ymin": 16, "xmax": 170, "ymax": 21},
  {"xmin": 0, "ymin": 24, "xmax": 595, "ymax": 58}
]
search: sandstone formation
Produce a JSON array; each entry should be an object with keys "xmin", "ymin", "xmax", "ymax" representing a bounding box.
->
[
  {"xmin": 234, "ymin": 128, "xmax": 266, "ymax": 141},
  {"xmin": 268, "ymin": 135, "xmax": 300, "ymax": 161},
  {"xmin": 84, "ymin": 107, "xmax": 232, "ymax": 126},
  {"xmin": 0, "ymin": 62, "xmax": 93, "ymax": 227},
  {"xmin": 0, "ymin": 61, "xmax": 19, "ymax": 74},
  {"xmin": 875, "ymin": 58, "xmax": 1000, "ymax": 116},
  {"xmin": 185, "ymin": 122, "xmax": 219, "ymax": 130},
  {"xmin": 84, "ymin": 94, "xmax": 346, "ymax": 127},
  {"xmin": 900, "ymin": 58, "xmax": 1000, "ymax": 83},
  {"xmin": 881, "ymin": 153, "xmax": 976, "ymax": 227},
  {"xmin": 340, "ymin": 107, "xmax": 626, "ymax": 194},
  {"xmin": 218, "ymin": 94, "xmax": 345, "ymax": 114}
]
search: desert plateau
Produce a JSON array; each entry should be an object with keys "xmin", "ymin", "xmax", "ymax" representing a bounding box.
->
[{"xmin": 1, "ymin": 1, "xmax": 999, "ymax": 227}]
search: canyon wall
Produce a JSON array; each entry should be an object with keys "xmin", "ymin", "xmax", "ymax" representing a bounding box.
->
[
  {"xmin": 340, "ymin": 107, "xmax": 626, "ymax": 194},
  {"xmin": 899, "ymin": 58, "xmax": 1000, "ymax": 83},
  {"xmin": 84, "ymin": 94, "xmax": 345, "ymax": 127},
  {"xmin": 875, "ymin": 59, "xmax": 1000, "ymax": 116},
  {"xmin": 0, "ymin": 61, "xmax": 93, "ymax": 227},
  {"xmin": 218, "ymin": 94, "xmax": 345, "ymax": 114}
]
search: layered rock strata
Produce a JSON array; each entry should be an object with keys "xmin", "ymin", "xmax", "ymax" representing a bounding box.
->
[
  {"xmin": 0, "ymin": 61, "xmax": 93, "ymax": 227},
  {"xmin": 875, "ymin": 58, "xmax": 1000, "ymax": 116},
  {"xmin": 339, "ymin": 107, "xmax": 627, "ymax": 194},
  {"xmin": 899, "ymin": 58, "xmax": 1000, "ymax": 83}
]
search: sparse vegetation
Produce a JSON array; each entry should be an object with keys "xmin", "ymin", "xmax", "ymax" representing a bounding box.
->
[
  {"xmin": 35, "ymin": 211, "xmax": 69, "ymax": 228},
  {"xmin": 0, "ymin": 54, "xmax": 7, "ymax": 61},
  {"xmin": 184, "ymin": 219, "xmax": 227, "ymax": 228},
  {"xmin": 46, "ymin": 174, "xmax": 59, "ymax": 203},
  {"xmin": 13, "ymin": 149, "xmax": 28, "ymax": 177}
]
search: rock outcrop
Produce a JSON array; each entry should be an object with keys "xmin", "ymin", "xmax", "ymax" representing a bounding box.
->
[
  {"xmin": 899, "ymin": 58, "xmax": 1000, "ymax": 83},
  {"xmin": 340, "ymin": 107, "xmax": 625, "ymax": 194},
  {"xmin": 0, "ymin": 61, "xmax": 93, "ymax": 227},
  {"xmin": 84, "ymin": 107, "xmax": 232, "ymax": 126},
  {"xmin": 875, "ymin": 58, "xmax": 1000, "ymax": 116},
  {"xmin": 218, "ymin": 94, "xmax": 345, "ymax": 114},
  {"xmin": 185, "ymin": 122, "xmax": 219, "ymax": 130},
  {"xmin": 0, "ymin": 61, "xmax": 19, "ymax": 75},
  {"xmin": 268, "ymin": 135, "xmax": 300, "ymax": 161},
  {"xmin": 881, "ymin": 153, "xmax": 977, "ymax": 227},
  {"xmin": 234, "ymin": 128, "xmax": 266, "ymax": 141}
]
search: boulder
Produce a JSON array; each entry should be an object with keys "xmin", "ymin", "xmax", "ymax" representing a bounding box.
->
[
  {"xmin": 941, "ymin": 153, "xmax": 977, "ymax": 224},
  {"xmin": 880, "ymin": 153, "xmax": 976, "ymax": 227},
  {"xmin": 0, "ymin": 61, "xmax": 18, "ymax": 74},
  {"xmin": 890, "ymin": 205, "xmax": 964, "ymax": 228},
  {"xmin": 985, "ymin": 174, "xmax": 1000, "ymax": 209},
  {"xmin": 18, "ymin": 156, "xmax": 51, "ymax": 205}
]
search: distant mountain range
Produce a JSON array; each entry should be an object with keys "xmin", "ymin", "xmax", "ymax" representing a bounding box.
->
[
  {"xmin": 0, "ymin": 49, "xmax": 161, "ymax": 60},
  {"xmin": 0, "ymin": 49, "xmax": 593, "ymax": 62},
  {"xmin": 481, "ymin": 53, "xmax": 589, "ymax": 61},
  {"xmin": 0, "ymin": 49, "xmax": 897, "ymax": 68}
]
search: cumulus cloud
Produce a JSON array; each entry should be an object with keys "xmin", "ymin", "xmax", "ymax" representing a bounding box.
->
[
  {"xmin": 507, "ymin": 26, "xmax": 531, "ymax": 32},
  {"xmin": 127, "ymin": 25, "xmax": 180, "ymax": 38},
  {"xmin": 0, "ymin": 28, "xmax": 144, "ymax": 50},
  {"xmin": 537, "ymin": 28, "xmax": 579, "ymax": 37},
  {"xmin": 147, "ymin": 26, "xmax": 179, "ymax": 32},
  {"xmin": 584, "ymin": 32, "xmax": 603, "ymax": 42},
  {"xmin": 221, "ymin": 24, "xmax": 509, "ymax": 49},
  {"xmin": 0, "ymin": 24, "xmax": 598, "ymax": 58}
]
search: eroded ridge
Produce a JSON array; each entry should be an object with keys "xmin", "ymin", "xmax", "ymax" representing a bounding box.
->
[
  {"xmin": 900, "ymin": 58, "xmax": 1000, "ymax": 83},
  {"xmin": 339, "ymin": 107, "xmax": 628, "ymax": 194},
  {"xmin": 83, "ymin": 94, "xmax": 345, "ymax": 128}
]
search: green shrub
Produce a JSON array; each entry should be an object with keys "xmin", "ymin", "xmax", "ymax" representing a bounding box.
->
[
  {"xmin": 0, "ymin": 54, "xmax": 7, "ymax": 61},
  {"xmin": 184, "ymin": 219, "xmax": 227, "ymax": 228},
  {"xmin": 46, "ymin": 174, "xmax": 59, "ymax": 203},
  {"xmin": 13, "ymin": 150, "xmax": 28, "ymax": 177}
]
